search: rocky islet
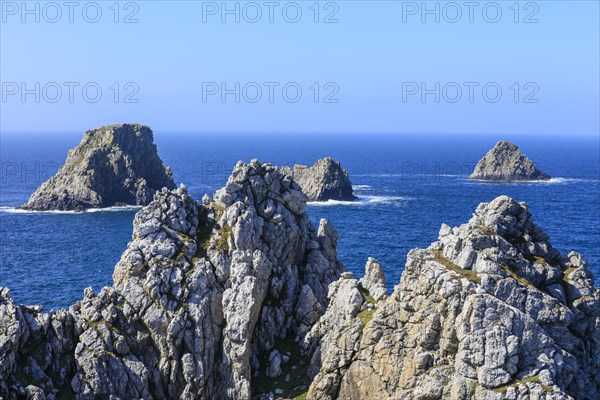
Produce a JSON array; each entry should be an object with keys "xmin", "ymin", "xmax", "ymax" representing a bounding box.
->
[
  {"xmin": 20, "ymin": 124, "xmax": 176, "ymax": 211},
  {"xmin": 281, "ymin": 158, "xmax": 357, "ymax": 202},
  {"xmin": 469, "ymin": 141, "xmax": 551, "ymax": 182}
]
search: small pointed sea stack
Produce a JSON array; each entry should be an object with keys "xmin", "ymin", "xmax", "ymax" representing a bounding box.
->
[
  {"xmin": 469, "ymin": 141, "xmax": 551, "ymax": 182},
  {"xmin": 21, "ymin": 123, "xmax": 176, "ymax": 211},
  {"xmin": 282, "ymin": 157, "xmax": 357, "ymax": 201}
]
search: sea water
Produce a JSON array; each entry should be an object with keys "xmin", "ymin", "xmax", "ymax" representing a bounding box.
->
[{"xmin": 1, "ymin": 132, "xmax": 598, "ymax": 310}]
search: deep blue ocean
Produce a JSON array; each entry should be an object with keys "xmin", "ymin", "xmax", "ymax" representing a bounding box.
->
[{"xmin": 1, "ymin": 133, "xmax": 599, "ymax": 310}]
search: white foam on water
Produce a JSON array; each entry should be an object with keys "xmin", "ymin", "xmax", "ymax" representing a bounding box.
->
[
  {"xmin": 467, "ymin": 177, "xmax": 597, "ymax": 185},
  {"xmin": 86, "ymin": 206, "xmax": 143, "ymax": 213},
  {"xmin": 308, "ymin": 195, "xmax": 415, "ymax": 207},
  {"xmin": 0, "ymin": 205, "xmax": 142, "ymax": 215}
]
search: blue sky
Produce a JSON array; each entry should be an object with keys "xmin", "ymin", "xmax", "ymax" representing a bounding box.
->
[{"xmin": 1, "ymin": 0, "xmax": 599, "ymax": 135}]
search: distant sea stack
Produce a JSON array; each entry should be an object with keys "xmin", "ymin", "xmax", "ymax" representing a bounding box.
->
[
  {"xmin": 282, "ymin": 157, "xmax": 357, "ymax": 201},
  {"xmin": 21, "ymin": 123, "xmax": 176, "ymax": 211},
  {"xmin": 469, "ymin": 141, "xmax": 551, "ymax": 182}
]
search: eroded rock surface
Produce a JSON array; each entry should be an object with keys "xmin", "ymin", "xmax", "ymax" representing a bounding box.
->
[
  {"xmin": 306, "ymin": 196, "xmax": 599, "ymax": 400},
  {"xmin": 282, "ymin": 158, "xmax": 356, "ymax": 202},
  {"xmin": 469, "ymin": 141, "xmax": 551, "ymax": 182},
  {"xmin": 21, "ymin": 123, "xmax": 175, "ymax": 211}
]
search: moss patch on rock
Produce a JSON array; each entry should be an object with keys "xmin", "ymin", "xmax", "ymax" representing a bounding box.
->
[
  {"xmin": 357, "ymin": 308, "xmax": 376, "ymax": 327},
  {"xmin": 216, "ymin": 225, "xmax": 232, "ymax": 252},
  {"xmin": 432, "ymin": 250, "xmax": 481, "ymax": 284}
]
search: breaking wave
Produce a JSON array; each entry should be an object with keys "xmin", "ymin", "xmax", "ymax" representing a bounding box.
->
[
  {"xmin": 0, "ymin": 205, "xmax": 142, "ymax": 215},
  {"xmin": 308, "ymin": 195, "xmax": 415, "ymax": 207}
]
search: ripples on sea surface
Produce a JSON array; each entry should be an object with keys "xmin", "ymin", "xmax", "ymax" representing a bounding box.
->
[{"xmin": 1, "ymin": 133, "xmax": 599, "ymax": 309}]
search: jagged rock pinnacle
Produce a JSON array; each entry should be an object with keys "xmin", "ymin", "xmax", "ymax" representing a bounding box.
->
[
  {"xmin": 1, "ymin": 160, "xmax": 345, "ymax": 400},
  {"xmin": 305, "ymin": 195, "xmax": 599, "ymax": 400}
]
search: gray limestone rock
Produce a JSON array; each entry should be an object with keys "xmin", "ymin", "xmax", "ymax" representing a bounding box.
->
[
  {"xmin": 21, "ymin": 123, "xmax": 175, "ymax": 211},
  {"xmin": 306, "ymin": 196, "xmax": 599, "ymax": 400},
  {"xmin": 1, "ymin": 160, "xmax": 344, "ymax": 400},
  {"xmin": 469, "ymin": 141, "xmax": 551, "ymax": 182},
  {"xmin": 358, "ymin": 258, "xmax": 387, "ymax": 301},
  {"xmin": 281, "ymin": 158, "xmax": 356, "ymax": 202}
]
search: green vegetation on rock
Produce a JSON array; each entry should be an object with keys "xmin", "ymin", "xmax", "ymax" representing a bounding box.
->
[
  {"xmin": 216, "ymin": 225, "xmax": 232, "ymax": 252},
  {"xmin": 357, "ymin": 308, "xmax": 376, "ymax": 327},
  {"xmin": 252, "ymin": 336, "xmax": 310, "ymax": 399},
  {"xmin": 433, "ymin": 250, "xmax": 481, "ymax": 284},
  {"xmin": 494, "ymin": 375, "xmax": 553, "ymax": 394}
]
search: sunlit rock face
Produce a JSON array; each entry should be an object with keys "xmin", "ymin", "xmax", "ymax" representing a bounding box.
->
[
  {"xmin": 469, "ymin": 141, "xmax": 551, "ymax": 182},
  {"xmin": 2, "ymin": 160, "xmax": 344, "ymax": 399},
  {"xmin": 305, "ymin": 196, "xmax": 599, "ymax": 400}
]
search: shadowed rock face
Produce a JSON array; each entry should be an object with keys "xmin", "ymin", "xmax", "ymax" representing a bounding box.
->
[
  {"xmin": 469, "ymin": 141, "xmax": 551, "ymax": 182},
  {"xmin": 20, "ymin": 124, "xmax": 176, "ymax": 211},
  {"xmin": 282, "ymin": 158, "xmax": 357, "ymax": 201},
  {"xmin": 305, "ymin": 196, "xmax": 599, "ymax": 400}
]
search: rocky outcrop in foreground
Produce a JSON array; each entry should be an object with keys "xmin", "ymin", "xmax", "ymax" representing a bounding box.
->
[
  {"xmin": 2, "ymin": 161, "xmax": 598, "ymax": 399},
  {"xmin": 1, "ymin": 160, "xmax": 344, "ymax": 399},
  {"xmin": 469, "ymin": 141, "xmax": 551, "ymax": 182},
  {"xmin": 306, "ymin": 196, "xmax": 599, "ymax": 400},
  {"xmin": 282, "ymin": 158, "xmax": 357, "ymax": 201},
  {"xmin": 21, "ymin": 124, "xmax": 175, "ymax": 211}
]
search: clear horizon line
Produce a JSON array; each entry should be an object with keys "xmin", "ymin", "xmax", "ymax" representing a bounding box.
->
[{"xmin": 1, "ymin": 130, "xmax": 599, "ymax": 138}]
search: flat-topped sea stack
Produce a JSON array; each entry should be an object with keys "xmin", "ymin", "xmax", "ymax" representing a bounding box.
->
[
  {"xmin": 469, "ymin": 141, "xmax": 551, "ymax": 182},
  {"xmin": 21, "ymin": 123, "xmax": 176, "ymax": 211},
  {"xmin": 282, "ymin": 157, "xmax": 357, "ymax": 201}
]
